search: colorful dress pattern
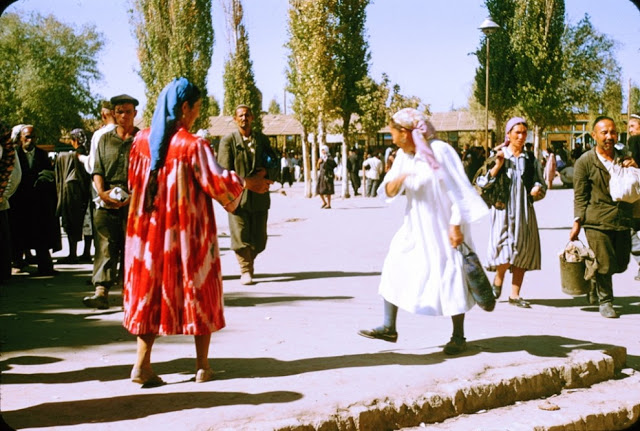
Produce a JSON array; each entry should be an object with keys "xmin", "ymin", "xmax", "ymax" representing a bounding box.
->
[{"xmin": 124, "ymin": 128, "xmax": 243, "ymax": 335}]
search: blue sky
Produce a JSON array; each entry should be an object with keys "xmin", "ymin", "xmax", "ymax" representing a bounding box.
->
[{"xmin": 6, "ymin": 0, "xmax": 640, "ymax": 115}]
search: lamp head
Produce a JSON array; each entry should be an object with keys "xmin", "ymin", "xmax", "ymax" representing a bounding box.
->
[{"xmin": 479, "ymin": 17, "xmax": 500, "ymax": 35}]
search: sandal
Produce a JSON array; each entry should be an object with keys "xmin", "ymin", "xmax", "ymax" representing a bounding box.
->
[
  {"xmin": 131, "ymin": 367, "xmax": 165, "ymax": 387},
  {"xmin": 195, "ymin": 368, "xmax": 215, "ymax": 383}
]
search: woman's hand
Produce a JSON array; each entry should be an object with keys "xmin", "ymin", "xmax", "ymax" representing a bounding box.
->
[
  {"xmin": 622, "ymin": 157, "xmax": 639, "ymax": 168},
  {"xmin": 530, "ymin": 184, "xmax": 544, "ymax": 201},
  {"xmin": 385, "ymin": 173, "xmax": 410, "ymax": 197},
  {"xmin": 448, "ymin": 224, "xmax": 463, "ymax": 248},
  {"xmin": 489, "ymin": 150, "xmax": 505, "ymax": 178}
]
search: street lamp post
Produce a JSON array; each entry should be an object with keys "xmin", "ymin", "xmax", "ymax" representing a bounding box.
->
[{"xmin": 479, "ymin": 17, "xmax": 500, "ymax": 152}]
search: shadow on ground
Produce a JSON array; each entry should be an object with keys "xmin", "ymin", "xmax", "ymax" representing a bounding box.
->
[{"xmin": 2, "ymin": 391, "xmax": 302, "ymax": 428}]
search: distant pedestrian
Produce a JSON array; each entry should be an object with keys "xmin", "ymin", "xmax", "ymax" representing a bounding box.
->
[
  {"xmin": 55, "ymin": 128, "xmax": 91, "ymax": 264},
  {"xmin": 544, "ymin": 146, "xmax": 557, "ymax": 190},
  {"xmin": 347, "ymin": 147, "xmax": 361, "ymax": 196},
  {"xmin": 316, "ymin": 145, "xmax": 337, "ymax": 208},
  {"xmin": 570, "ymin": 116, "xmax": 636, "ymax": 318},
  {"xmin": 475, "ymin": 117, "xmax": 546, "ymax": 308},
  {"xmin": 362, "ymin": 152, "xmax": 383, "ymax": 197},
  {"xmin": 358, "ymin": 108, "xmax": 488, "ymax": 355},
  {"xmin": 124, "ymin": 77, "xmax": 270, "ymax": 386}
]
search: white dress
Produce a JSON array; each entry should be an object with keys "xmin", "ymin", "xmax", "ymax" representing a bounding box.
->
[{"xmin": 377, "ymin": 141, "xmax": 489, "ymax": 316}]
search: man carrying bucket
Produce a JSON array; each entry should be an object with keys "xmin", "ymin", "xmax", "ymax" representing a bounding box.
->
[{"xmin": 570, "ymin": 116, "xmax": 637, "ymax": 318}]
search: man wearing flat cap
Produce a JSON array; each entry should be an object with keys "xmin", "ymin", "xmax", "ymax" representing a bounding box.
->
[{"xmin": 84, "ymin": 94, "xmax": 139, "ymax": 309}]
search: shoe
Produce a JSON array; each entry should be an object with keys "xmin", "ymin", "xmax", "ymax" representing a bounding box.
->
[
  {"xmin": 195, "ymin": 368, "xmax": 215, "ymax": 383},
  {"xmin": 131, "ymin": 367, "xmax": 165, "ymax": 387},
  {"xmin": 492, "ymin": 284, "xmax": 502, "ymax": 299},
  {"xmin": 321, "ymin": 203, "xmax": 328, "ymax": 209},
  {"xmin": 443, "ymin": 336, "xmax": 467, "ymax": 355},
  {"xmin": 599, "ymin": 302, "xmax": 619, "ymax": 319},
  {"xmin": 240, "ymin": 272, "xmax": 254, "ymax": 285},
  {"xmin": 324, "ymin": 206, "xmax": 331, "ymax": 209},
  {"xmin": 508, "ymin": 297, "xmax": 531, "ymax": 308},
  {"xmin": 635, "ymin": 269, "xmax": 640, "ymax": 281},
  {"xmin": 82, "ymin": 294, "xmax": 109, "ymax": 310},
  {"xmin": 357, "ymin": 326, "xmax": 398, "ymax": 343}
]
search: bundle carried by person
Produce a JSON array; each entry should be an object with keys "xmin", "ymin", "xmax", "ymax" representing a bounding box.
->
[
  {"xmin": 609, "ymin": 163, "xmax": 640, "ymax": 203},
  {"xmin": 559, "ymin": 240, "xmax": 597, "ymax": 296},
  {"xmin": 458, "ymin": 242, "xmax": 495, "ymax": 312},
  {"xmin": 472, "ymin": 154, "xmax": 510, "ymax": 210}
]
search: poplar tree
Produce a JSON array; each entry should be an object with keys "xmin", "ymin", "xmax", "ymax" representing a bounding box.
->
[
  {"xmin": 131, "ymin": 0, "xmax": 213, "ymax": 130},
  {"xmin": 333, "ymin": 0, "xmax": 370, "ymax": 198},
  {"xmin": 356, "ymin": 74, "xmax": 391, "ymax": 150},
  {"xmin": 286, "ymin": 0, "xmax": 339, "ymax": 196},
  {"xmin": 221, "ymin": 0, "xmax": 262, "ymax": 132}
]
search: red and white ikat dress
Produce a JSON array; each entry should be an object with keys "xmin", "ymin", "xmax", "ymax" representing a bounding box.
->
[{"xmin": 123, "ymin": 128, "xmax": 244, "ymax": 335}]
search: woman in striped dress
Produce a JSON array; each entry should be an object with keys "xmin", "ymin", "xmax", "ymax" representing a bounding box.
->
[{"xmin": 475, "ymin": 117, "xmax": 546, "ymax": 308}]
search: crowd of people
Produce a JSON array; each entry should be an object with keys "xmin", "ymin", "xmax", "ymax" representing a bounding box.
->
[{"xmin": 1, "ymin": 80, "xmax": 639, "ymax": 384}]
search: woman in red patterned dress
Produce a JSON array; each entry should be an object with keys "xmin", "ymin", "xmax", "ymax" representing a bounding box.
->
[{"xmin": 124, "ymin": 78, "xmax": 271, "ymax": 385}]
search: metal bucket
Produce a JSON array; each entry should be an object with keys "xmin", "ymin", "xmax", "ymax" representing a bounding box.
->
[{"xmin": 559, "ymin": 254, "xmax": 590, "ymax": 296}]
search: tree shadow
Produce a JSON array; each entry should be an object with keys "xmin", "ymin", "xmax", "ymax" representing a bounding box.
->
[
  {"xmin": 2, "ymin": 390, "xmax": 302, "ymax": 429},
  {"xmin": 526, "ymin": 296, "xmax": 640, "ymax": 316},
  {"xmin": 223, "ymin": 270, "xmax": 381, "ymax": 283}
]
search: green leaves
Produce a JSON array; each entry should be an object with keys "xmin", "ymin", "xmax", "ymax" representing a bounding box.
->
[
  {"xmin": 0, "ymin": 12, "xmax": 103, "ymax": 146},
  {"xmin": 131, "ymin": 0, "xmax": 213, "ymax": 130}
]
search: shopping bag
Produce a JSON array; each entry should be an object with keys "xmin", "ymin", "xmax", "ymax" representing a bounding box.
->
[
  {"xmin": 609, "ymin": 164, "xmax": 640, "ymax": 203},
  {"xmin": 458, "ymin": 242, "xmax": 495, "ymax": 312}
]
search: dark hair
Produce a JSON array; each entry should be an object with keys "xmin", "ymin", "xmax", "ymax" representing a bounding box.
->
[
  {"xmin": 592, "ymin": 116, "xmax": 615, "ymax": 130},
  {"xmin": 183, "ymin": 84, "xmax": 202, "ymax": 109}
]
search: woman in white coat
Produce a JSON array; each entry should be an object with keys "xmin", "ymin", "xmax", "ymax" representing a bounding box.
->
[{"xmin": 358, "ymin": 108, "xmax": 488, "ymax": 354}]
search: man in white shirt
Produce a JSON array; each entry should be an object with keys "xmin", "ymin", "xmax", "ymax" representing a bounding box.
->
[{"xmin": 362, "ymin": 153, "xmax": 383, "ymax": 197}]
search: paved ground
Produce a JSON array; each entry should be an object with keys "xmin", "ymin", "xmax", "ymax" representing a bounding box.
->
[{"xmin": 1, "ymin": 178, "xmax": 639, "ymax": 430}]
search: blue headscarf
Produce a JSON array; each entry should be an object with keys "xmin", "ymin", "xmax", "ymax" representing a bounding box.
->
[{"xmin": 148, "ymin": 77, "xmax": 200, "ymax": 172}]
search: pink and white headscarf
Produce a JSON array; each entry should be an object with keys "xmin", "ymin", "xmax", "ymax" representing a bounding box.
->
[{"xmin": 392, "ymin": 108, "xmax": 440, "ymax": 170}]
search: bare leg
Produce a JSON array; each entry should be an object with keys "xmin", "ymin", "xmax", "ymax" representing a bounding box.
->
[
  {"xmin": 326, "ymin": 195, "xmax": 332, "ymax": 208},
  {"xmin": 135, "ymin": 334, "xmax": 156, "ymax": 370},
  {"xmin": 319, "ymin": 195, "xmax": 327, "ymax": 207},
  {"xmin": 492, "ymin": 263, "xmax": 510, "ymax": 287},
  {"xmin": 510, "ymin": 266, "xmax": 526, "ymax": 299},
  {"xmin": 195, "ymin": 334, "xmax": 212, "ymax": 371}
]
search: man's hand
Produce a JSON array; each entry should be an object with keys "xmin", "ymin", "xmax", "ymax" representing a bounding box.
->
[
  {"xmin": 98, "ymin": 188, "xmax": 128, "ymax": 209},
  {"xmin": 244, "ymin": 168, "xmax": 273, "ymax": 194},
  {"xmin": 530, "ymin": 184, "xmax": 544, "ymax": 201},
  {"xmin": 569, "ymin": 220, "xmax": 581, "ymax": 241},
  {"xmin": 448, "ymin": 224, "xmax": 464, "ymax": 248},
  {"xmin": 621, "ymin": 157, "xmax": 639, "ymax": 168}
]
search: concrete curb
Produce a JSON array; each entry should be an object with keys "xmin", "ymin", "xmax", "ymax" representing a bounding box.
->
[{"xmin": 260, "ymin": 347, "xmax": 626, "ymax": 431}]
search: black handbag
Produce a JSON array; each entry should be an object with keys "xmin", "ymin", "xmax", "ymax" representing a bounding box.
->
[{"xmin": 458, "ymin": 242, "xmax": 495, "ymax": 312}]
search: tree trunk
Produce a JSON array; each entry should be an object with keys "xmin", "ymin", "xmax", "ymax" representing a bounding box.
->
[
  {"xmin": 341, "ymin": 114, "xmax": 350, "ymax": 198},
  {"xmin": 301, "ymin": 127, "xmax": 312, "ymax": 198}
]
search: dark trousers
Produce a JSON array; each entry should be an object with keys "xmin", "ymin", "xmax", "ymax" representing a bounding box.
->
[
  {"xmin": 585, "ymin": 228, "xmax": 631, "ymax": 304},
  {"xmin": 366, "ymin": 179, "xmax": 381, "ymax": 197},
  {"xmin": 349, "ymin": 172, "xmax": 360, "ymax": 195},
  {"xmin": 92, "ymin": 207, "xmax": 127, "ymax": 289},
  {"xmin": 0, "ymin": 210, "xmax": 11, "ymax": 282}
]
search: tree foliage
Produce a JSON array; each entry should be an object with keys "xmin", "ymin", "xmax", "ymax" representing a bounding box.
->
[
  {"xmin": 630, "ymin": 84, "xmax": 640, "ymax": 115},
  {"xmin": 268, "ymin": 98, "xmax": 282, "ymax": 114},
  {"xmin": 0, "ymin": 12, "xmax": 103, "ymax": 146},
  {"xmin": 209, "ymin": 95, "xmax": 220, "ymax": 116},
  {"xmin": 131, "ymin": 0, "xmax": 213, "ymax": 130},
  {"xmin": 474, "ymin": 0, "xmax": 518, "ymax": 144},
  {"xmin": 560, "ymin": 14, "xmax": 622, "ymax": 124},
  {"xmin": 222, "ymin": 0, "xmax": 263, "ymax": 131},
  {"xmin": 356, "ymin": 73, "xmax": 390, "ymax": 145},
  {"xmin": 510, "ymin": 0, "xmax": 566, "ymax": 135}
]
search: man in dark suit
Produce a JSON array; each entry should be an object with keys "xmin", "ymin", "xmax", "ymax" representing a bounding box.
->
[
  {"xmin": 570, "ymin": 116, "xmax": 637, "ymax": 318},
  {"xmin": 217, "ymin": 105, "xmax": 276, "ymax": 285},
  {"xmin": 9, "ymin": 125, "xmax": 61, "ymax": 275},
  {"xmin": 347, "ymin": 147, "xmax": 361, "ymax": 196}
]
